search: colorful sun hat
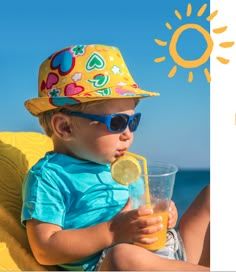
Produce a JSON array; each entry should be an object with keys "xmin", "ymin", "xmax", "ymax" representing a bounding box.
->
[{"xmin": 24, "ymin": 44, "xmax": 159, "ymax": 116}]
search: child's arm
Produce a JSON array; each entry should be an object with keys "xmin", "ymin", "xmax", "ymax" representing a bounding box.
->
[
  {"xmin": 167, "ymin": 200, "xmax": 178, "ymax": 228},
  {"xmin": 26, "ymin": 218, "xmax": 112, "ymax": 265},
  {"xmin": 26, "ymin": 204, "xmax": 162, "ymax": 265}
]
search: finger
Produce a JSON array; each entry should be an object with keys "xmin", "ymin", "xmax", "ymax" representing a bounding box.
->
[
  {"xmin": 170, "ymin": 200, "xmax": 176, "ymax": 208},
  {"xmin": 125, "ymin": 207, "xmax": 153, "ymax": 220},
  {"xmin": 136, "ymin": 215, "xmax": 163, "ymax": 228},
  {"xmin": 169, "ymin": 201, "xmax": 177, "ymax": 211},
  {"xmin": 138, "ymin": 237, "xmax": 158, "ymax": 244},
  {"xmin": 168, "ymin": 220, "xmax": 174, "ymax": 228},
  {"xmin": 168, "ymin": 214, "xmax": 177, "ymax": 228},
  {"xmin": 168, "ymin": 212, "xmax": 174, "ymax": 223},
  {"xmin": 136, "ymin": 206, "xmax": 154, "ymax": 217},
  {"xmin": 137, "ymin": 224, "xmax": 163, "ymax": 235},
  {"xmin": 121, "ymin": 199, "xmax": 131, "ymax": 211},
  {"xmin": 169, "ymin": 205, "xmax": 175, "ymax": 213}
]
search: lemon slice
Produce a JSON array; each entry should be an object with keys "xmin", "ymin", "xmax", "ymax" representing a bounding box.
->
[{"xmin": 111, "ymin": 155, "xmax": 141, "ymax": 185}]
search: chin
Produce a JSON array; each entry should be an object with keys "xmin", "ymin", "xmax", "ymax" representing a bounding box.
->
[
  {"xmin": 91, "ymin": 157, "xmax": 112, "ymax": 165},
  {"xmin": 90, "ymin": 154, "xmax": 116, "ymax": 165},
  {"xmin": 102, "ymin": 157, "xmax": 115, "ymax": 164},
  {"xmin": 109, "ymin": 157, "xmax": 116, "ymax": 164}
]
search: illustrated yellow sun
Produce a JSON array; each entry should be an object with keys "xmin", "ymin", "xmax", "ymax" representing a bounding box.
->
[{"xmin": 154, "ymin": 3, "xmax": 234, "ymax": 83}]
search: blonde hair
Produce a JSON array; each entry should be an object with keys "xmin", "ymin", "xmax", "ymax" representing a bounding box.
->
[{"xmin": 38, "ymin": 99, "xmax": 140, "ymax": 137}]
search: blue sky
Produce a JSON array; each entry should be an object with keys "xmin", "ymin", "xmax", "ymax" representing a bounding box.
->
[{"xmin": 0, "ymin": 0, "xmax": 210, "ymax": 169}]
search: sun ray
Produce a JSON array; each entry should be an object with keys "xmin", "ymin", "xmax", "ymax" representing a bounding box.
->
[
  {"xmin": 197, "ymin": 4, "xmax": 207, "ymax": 17},
  {"xmin": 219, "ymin": 41, "xmax": 234, "ymax": 48},
  {"xmin": 165, "ymin": 22, "xmax": 172, "ymax": 30},
  {"xmin": 186, "ymin": 3, "xmax": 192, "ymax": 17},
  {"xmin": 216, "ymin": 56, "xmax": 230, "ymax": 64},
  {"xmin": 154, "ymin": 39, "xmax": 168, "ymax": 46},
  {"xmin": 175, "ymin": 10, "xmax": 182, "ymax": 20},
  {"xmin": 213, "ymin": 26, "xmax": 227, "ymax": 34},
  {"xmin": 154, "ymin": 56, "xmax": 166, "ymax": 63},
  {"xmin": 204, "ymin": 68, "xmax": 211, "ymax": 83},
  {"xmin": 207, "ymin": 10, "xmax": 218, "ymax": 21},
  {"xmin": 188, "ymin": 71, "xmax": 193, "ymax": 82},
  {"xmin": 168, "ymin": 66, "xmax": 177, "ymax": 78}
]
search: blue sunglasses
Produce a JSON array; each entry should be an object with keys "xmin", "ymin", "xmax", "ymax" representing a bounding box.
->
[{"xmin": 63, "ymin": 111, "xmax": 141, "ymax": 133}]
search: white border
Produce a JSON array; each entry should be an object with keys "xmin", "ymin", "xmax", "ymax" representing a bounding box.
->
[{"xmin": 211, "ymin": 0, "xmax": 236, "ymax": 270}]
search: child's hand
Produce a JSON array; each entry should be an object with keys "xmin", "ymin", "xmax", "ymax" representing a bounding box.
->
[
  {"xmin": 110, "ymin": 202, "xmax": 163, "ymax": 245},
  {"xmin": 167, "ymin": 200, "xmax": 178, "ymax": 228}
]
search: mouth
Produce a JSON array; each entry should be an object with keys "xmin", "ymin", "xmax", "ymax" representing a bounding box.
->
[{"xmin": 115, "ymin": 149, "xmax": 127, "ymax": 158}]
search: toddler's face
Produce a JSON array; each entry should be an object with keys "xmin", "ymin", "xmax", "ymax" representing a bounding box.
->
[{"xmin": 69, "ymin": 99, "xmax": 137, "ymax": 164}]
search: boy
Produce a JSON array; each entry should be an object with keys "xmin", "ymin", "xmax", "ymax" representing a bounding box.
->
[{"xmin": 22, "ymin": 44, "xmax": 210, "ymax": 271}]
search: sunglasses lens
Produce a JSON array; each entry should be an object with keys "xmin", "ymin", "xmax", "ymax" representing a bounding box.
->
[
  {"xmin": 129, "ymin": 114, "xmax": 141, "ymax": 132},
  {"xmin": 110, "ymin": 114, "xmax": 129, "ymax": 132}
]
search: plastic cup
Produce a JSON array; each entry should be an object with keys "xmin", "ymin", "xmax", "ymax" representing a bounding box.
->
[{"xmin": 128, "ymin": 162, "xmax": 178, "ymax": 250}]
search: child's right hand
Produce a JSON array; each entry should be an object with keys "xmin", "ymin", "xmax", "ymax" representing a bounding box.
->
[{"xmin": 109, "ymin": 201, "xmax": 163, "ymax": 245}]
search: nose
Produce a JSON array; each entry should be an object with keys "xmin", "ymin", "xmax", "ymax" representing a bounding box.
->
[{"xmin": 119, "ymin": 127, "xmax": 133, "ymax": 141}]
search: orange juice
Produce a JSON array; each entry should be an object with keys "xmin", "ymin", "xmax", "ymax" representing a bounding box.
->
[{"xmin": 135, "ymin": 211, "xmax": 169, "ymax": 250}]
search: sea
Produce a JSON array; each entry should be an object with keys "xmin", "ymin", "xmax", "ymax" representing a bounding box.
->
[{"xmin": 172, "ymin": 169, "xmax": 210, "ymax": 223}]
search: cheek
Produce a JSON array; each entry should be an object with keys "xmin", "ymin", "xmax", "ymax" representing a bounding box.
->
[
  {"xmin": 84, "ymin": 135, "xmax": 120, "ymax": 163},
  {"xmin": 79, "ymin": 127, "xmax": 118, "ymax": 150},
  {"xmin": 130, "ymin": 133, "xmax": 134, "ymax": 142},
  {"xmin": 94, "ymin": 134, "xmax": 120, "ymax": 150}
]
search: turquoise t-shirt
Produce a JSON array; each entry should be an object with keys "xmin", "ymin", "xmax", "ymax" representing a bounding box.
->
[{"xmin": 21, "ymin": 152, "xmax": 129, "ymax": 271}]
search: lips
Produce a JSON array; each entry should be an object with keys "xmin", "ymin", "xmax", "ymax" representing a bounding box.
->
[{"xmin": 117, "ymin": 148, "xmax": 127, "ymax": 157}]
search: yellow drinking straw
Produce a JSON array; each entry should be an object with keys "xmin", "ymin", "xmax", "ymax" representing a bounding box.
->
[{"xmin": 124, "ymin": 151, "xmax": 151, "ymax": 207}]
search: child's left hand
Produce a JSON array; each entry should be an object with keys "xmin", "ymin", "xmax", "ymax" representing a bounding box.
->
[{"xmin": 167, "ymin": 200, "xmax": 178, "ymax": 228}]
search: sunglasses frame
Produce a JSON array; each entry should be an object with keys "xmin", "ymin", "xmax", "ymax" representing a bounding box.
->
[{"xmin": 62, "ymin": 111, "xmax": 141, "ymax": 133}]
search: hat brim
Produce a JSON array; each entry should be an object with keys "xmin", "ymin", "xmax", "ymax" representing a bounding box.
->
[{"xmin": 25, "ymin": 86, "xmax": 159, "ymax": 116}]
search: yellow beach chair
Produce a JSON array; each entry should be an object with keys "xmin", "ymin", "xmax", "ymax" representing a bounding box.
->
[{"xmin": 0, "ymin": 131, "xmax": 57, "ymax": 271}]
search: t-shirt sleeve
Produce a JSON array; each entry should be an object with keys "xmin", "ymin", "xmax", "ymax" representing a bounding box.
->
[{"xmin": 21, "ymin": 169, "xmax": 66, "ymax": 227}]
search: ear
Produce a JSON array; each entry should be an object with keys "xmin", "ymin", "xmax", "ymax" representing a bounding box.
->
[{"xmin": 50, "ymin": 113, "xmax": 72, "ymax": 140}]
